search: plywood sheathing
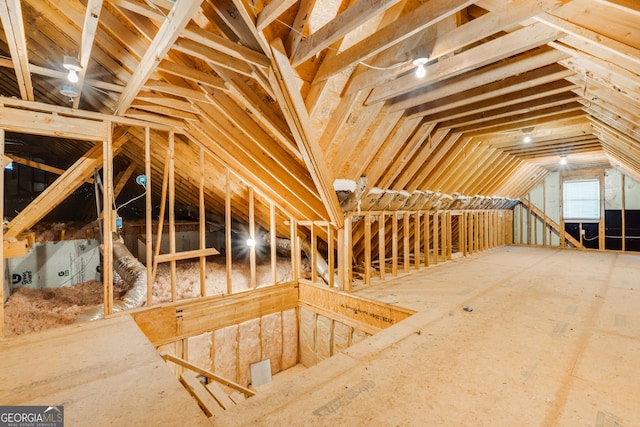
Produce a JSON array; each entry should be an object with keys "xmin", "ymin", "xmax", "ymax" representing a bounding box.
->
[{"xmin": 0, "ymin": 316, "xmax": 211, "ymax": 427}]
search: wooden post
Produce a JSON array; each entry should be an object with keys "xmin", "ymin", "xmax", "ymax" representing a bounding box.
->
[
  {"xmin": 327, "ymin": 224, "xmax": 334, "ymax": 288},
  {"xmin": 340, "ymin": 216, "xmax": 352, "ymax": 291},
  {"xmin": 199, "ymin": 147, "xmax": 206, "ymax": 297},
  {"xmin": 446, "ymin": 211, "xmax": 452, "ymax": 260},
  {"xmin": 290, "ymin": 218, "xmax": 298, "ymax": 282},
  {"xmin": 248, "ymin": 187, "xmax": 256, "ymax": 288},
  {"xmin": 364, "ymin": 213, "xmax": 371, "ymax": 285},
  {"xmin": 414, "ymin": 212, "xmax": 421, "ymax": 269},
  {"xmin": 152, "ymin": 147, "xmax": 171, "ymax": 281},
  {"xmin": 424, "ymin": 211, "xmax": 430, "ymax": 267},
  {"xmin": 378, "ymin": 212, "xmax": 386, "ymax": 280},
  {"xmin": 270, "ymin": 203, "xmax": 277, "ymax": 285},
  {"xmin": 559, "ymin": 175, "xmax": 565, "ymax": 247},
  {"xmin": 622, "ymin": 174, "xmax": 626, "ymax": 252},
  {"xmin": 310, "ymin": 221, "xmax": 317, "ymax": 283},
  {"xmin": 225, "ymin": 169, "xmax": 232, "ymax": 294},
  {"xmin": 461, "ymin": 212, "xmax": 467, "ymax": 257},
  {"xmin": 145, "ymin": 127, "xmax": 153, "ymax": 307},
  {"xmin": 440, "ymin": 212, "xmax": 447, "ymax": 262},
  {"xmin": 0, "ymin": 129, "xmax": 4, "ymax": 337},
  {"xmin": 433, "ymin": 211, "xmax": 439, "ymax": 264},
  {"xmin": 391, "ymin": 212, "xmax": 398, "ymax": 276},
  {"xmin": 168, "ymin": 132, "xmax": 176, "ymax": 302},
  {"xmin": 403, "ymin": 213, "xmax": 410, "ymax": 272},
  {"xmin": 103, "ymin": 127, "xmax": 114, "ymax": 317},
  {"xmin": 599, "ymin": 169, "xmax": 605, "ymax": 250},
  {"xmin": 467, "ymin": 211, "xmax": 473, "ymax": 254}
]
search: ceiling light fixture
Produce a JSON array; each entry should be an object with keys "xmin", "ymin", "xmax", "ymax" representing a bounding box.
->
[
  {"xmin": 60, "ymin": 84, "xmax": 78, "ymax": 101},
  {"xmin": 523, "ymin": 135, "xmax": 532, "ymax": 143},
  {"xmin": 559, "ymin": 155, "xmax": 568, "ymax": 165},
  {"xmin": 413, "ymin": 57, "xmax": 428, "ymax": 78},
  {"xmin": 63, "ymin": 55, "xmax": 82, "ymax": 83}
]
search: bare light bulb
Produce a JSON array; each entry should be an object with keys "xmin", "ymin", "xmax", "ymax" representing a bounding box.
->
[
  {"xmin": 523, "ymin": 135, "xmax": 531, "ymax": 143},
  {"xmin": 413, "ymin": 57, "xmax": 428, "ymax": 78},
  {"xmin": 246, "ymin": 238, "xmax": 256, "ymax": 247},
  {"xmin": 559, "ymin": 156, "xmax": 567, "ymax": 165},
  {"xmin": 68, "ymin": 69, "xmax": 79, "ymax": 83}
]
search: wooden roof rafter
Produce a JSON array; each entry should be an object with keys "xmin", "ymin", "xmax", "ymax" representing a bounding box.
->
[{"xmin": 0, "ymin": 0, "xmax": 34, "ymax": 101}]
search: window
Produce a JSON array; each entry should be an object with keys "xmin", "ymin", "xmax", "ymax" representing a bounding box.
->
[{"xmin": 563, "ymin": 179, "xmax": 600, "ymax": 221}]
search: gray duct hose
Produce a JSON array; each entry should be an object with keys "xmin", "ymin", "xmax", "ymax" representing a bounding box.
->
[{"xmin": 75, "ymin": 240, "xmax": 147, "ymax": 322}]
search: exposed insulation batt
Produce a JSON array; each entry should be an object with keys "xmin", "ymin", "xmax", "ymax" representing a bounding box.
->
[
  {"xmin": 213, "ymin": 325, "xmax": 239, "ymax": 383},
  {"xmin": 261, "ymin": 313, "xmax": 283, "ymax": 375},
  {"xmin": 281, "ymin": 308, "xmax": 298, "ymax": 370},
  {"xmin": 238, "ymin": 319, "xmax": 261, "ymax": 387},
  {"xmin": 188, "ymin": 332, "xmax": 212, "ymax": 371},
  {"xmin": 332, "ymin": 321, "xmax": 351, "ymax": 354},
  {"xmin": 298, "ymin": 307, "xmax": 316, "ymax": 367},
  {"xmin": 315, "ymin": 314, "xmax": 332, "ymax": 362}
]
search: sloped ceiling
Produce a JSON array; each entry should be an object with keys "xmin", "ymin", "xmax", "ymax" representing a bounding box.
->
[{"xmin": 0, "ymin": 0, "xmax": 639, "ymax": 224}]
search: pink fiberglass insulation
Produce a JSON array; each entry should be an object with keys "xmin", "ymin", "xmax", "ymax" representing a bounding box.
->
[
  {"xmin": 281, "ymin": 308, "xmax": 298, "ymax": 370},
  {"xmin": 260, "ymin": 313, "xmax": 283, "ymax": 375},
  {"xmin": 315, "ymin": 314, "xmax": 332, "ymax": 362},
  {"xmin": 238, "ymin": 318, "xmax": 261, "ymax": 387},
  {"xmin": 298, "ymin": 307, "xmax": 316, "ymax": 367},
  {"xmin": 332, "ymin": 321, "xmax": 351, "ymax": 354},
  {"xmin": 213, "ymin": 325, "xmax": 239, "ymax": 383},
  {"xmin": 188, "ymin": 331, "xmax": 213, "ymax": 371}
]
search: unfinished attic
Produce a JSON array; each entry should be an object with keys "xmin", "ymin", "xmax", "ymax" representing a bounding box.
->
[{"xmin": 0, "ymin": 0, "xmax": 639, "ymax": 425}]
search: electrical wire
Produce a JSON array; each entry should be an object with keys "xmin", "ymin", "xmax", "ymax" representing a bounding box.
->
[{"xmin": 115, "ymin": 190, "xmax": 147, "ymax": 215}]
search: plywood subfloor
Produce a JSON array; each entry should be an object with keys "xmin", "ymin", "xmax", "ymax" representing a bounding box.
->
[
  {"xmin": 219, "ymin": 246, "xmax": 640, "ymax": 426},
  {"xmin": 0, "ymin": 315, "xmax": 212, "ymax": 427}
]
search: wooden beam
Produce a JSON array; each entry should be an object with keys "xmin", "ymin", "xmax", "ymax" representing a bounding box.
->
[
  {"xmin": 169, "ymin": 132, "xmax": 177, "ymax": 302},
  {"xmin": 199, "ymin": 148, "xmax": 206, "ymax": 298},
  {"xmin": 0, "ymin": 107, "xmax": 108, "ymax": 142},
  {"xmin": 534, "ymin": 12, "xmax": 640, "ymax": 68},
  {"xmin": 225, "ymin": 168, "xmax": 233, "ymax": 294},
  {"xmin": 6, "ymin": 154, "xmax": 94, "ymax": 184},
  {"xmin": 115, "ymin": 0, "xmax": 204, "ymax": 115},
  {"xmin": 0, "ymin": 129, "xmax": 4, "ymax": 337},
  {"xmin": 132, "ymin": 282, "xmax": 298, "ymax": 346},
  {"xmin": 0, "ymin": 0, "xmax": 33, "ymax": 101},
  {"xmin": 519, "ymin": 198, "xmax": 583, "ymax": 248},
  {"xmin": 145, "ymin": 127, "xmax": 153, "ymax": 307},
  {"xmin": 154, "ymin": 248, "xmax": 220, "ymax": 263},
  {"xmin": 183, "ymin": 25, "xmax": 270, "ymax": 68},
  {"xmin": 291, "ymin": 0, "xmax": 403, "ymax": 67},
  {"xmin": 113, "ymin": 161, "xmax": 137, "ymax": 199},
  {"xmin": 256, "ymin": 0, "xmax": 297, "ymax": 31},
  {"xmin": 317, "ymin": 0, "xmax": 475, "ymax": 82},
  {"xmin": 164, "ymin": 355, "xmax": 255, "ymax": 397},
  {"xmin": 73, "ymin": 0, "xmax": 104, "ymax": 109},
  {"xmin": 269, "ymin": 39, "xmax": 343, "ymax": 227},
  {"xmin": 103, "ymin": 126, "xmax": 114, "ymax": 317},
  {"xmin": 367, "ymin": 23, "xmax": 563, "ymax": 104},
  {"xmin": 5, "ymin": 135, "xmax": 125, "ymax": 239}
]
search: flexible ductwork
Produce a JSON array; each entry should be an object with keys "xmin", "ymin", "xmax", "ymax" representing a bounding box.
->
[{"xmin": 75, "ymin": 239, "xmax": 147, "ymax": 322}]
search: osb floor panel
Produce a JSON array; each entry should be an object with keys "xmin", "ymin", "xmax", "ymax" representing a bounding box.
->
[
  {"xmin": 0, "ymin": 315, "xmax": 212, "ymax": 427},
  {"xmin": 219, "ymin": 246, "xmax": 640, "ymax": 426}
]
